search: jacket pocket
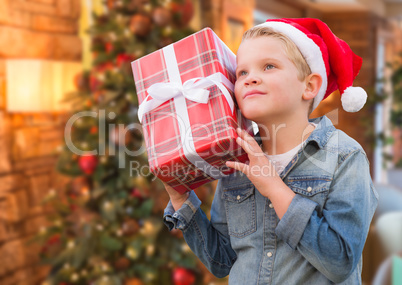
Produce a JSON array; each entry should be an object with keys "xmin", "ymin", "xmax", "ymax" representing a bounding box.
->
[
  {"xmin": 287, "ymin": 176, "xmax": 332, "ymax": 214},
  {"xmin": 222, "ymin": 184, "xmax": 257, "ymax": 238}
]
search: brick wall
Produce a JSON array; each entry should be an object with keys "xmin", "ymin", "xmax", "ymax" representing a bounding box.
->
[{"xmin": 0, "ymin": 1, "xmax": 81, "ymax": 284}]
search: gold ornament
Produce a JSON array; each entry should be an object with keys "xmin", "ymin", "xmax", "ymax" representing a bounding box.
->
[
  {"xmin": 67, "ymin": 240, "xmax": 75, "ymax": 249},
  {"xmin": 145, "ymin": 244, "xmax": 155, "ymax": 256},
  {"xmin": 70, "ymin": 273, "xmax": 79, "ymax": 282},
  {"xmin": 140, "ymin": 218, "xmax": 162, "ymax": 237},
  {"xmin": 130, "ymin": 14, "xmax": 152, "ymax": 37},
  {"xmin": 126, "ymin": 247, "xmax": 140, "ymax": 260},
  {"xmin": 124, "ymin": 278, "xmax": 144, "ymax": 285}
]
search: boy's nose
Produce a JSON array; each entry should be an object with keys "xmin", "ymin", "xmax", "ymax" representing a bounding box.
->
[{"xmin": 244, "ymin": 74, "xmax": 262, "ymax": 85}]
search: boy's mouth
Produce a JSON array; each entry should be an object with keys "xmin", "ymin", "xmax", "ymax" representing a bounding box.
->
[{"xmin": 243, "ymin": 90, "xmax": 265, "ymax": 99}]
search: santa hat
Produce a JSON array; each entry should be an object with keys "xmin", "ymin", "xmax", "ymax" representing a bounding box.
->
[{"xmin": 256, "ymin": 18, "xmax": 367, "ymax": 112}]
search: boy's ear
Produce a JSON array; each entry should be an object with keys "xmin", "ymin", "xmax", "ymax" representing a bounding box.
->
[{"xmin": 302, "ymin": 73, "xmax": 322, "ymax": 100}]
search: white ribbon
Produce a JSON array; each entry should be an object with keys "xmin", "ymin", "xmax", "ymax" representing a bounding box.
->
[
  {"xmin": 138, "ymin": 44, "xmax": 235, "ymax": 179},
  {"xmin": 138, "ymin": 72, "xmax": 234, "ymax": 123}
]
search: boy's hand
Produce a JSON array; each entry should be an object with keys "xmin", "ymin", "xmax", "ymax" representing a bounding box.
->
[
  {"xmin": 162, "ymin": 181, "xmax": 190, "ymax": 211},
  {"xmin": 225, "ymin": 128, "xmax": 282, "ymax": 197}
]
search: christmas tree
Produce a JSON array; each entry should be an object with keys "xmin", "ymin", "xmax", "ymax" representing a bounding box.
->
[{"xmin": 33, "ymin": 0, "xmax": 214, "ymax": 284}]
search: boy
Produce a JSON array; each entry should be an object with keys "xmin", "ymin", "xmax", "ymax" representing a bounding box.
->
[{"xmin": 163, "ymin": 18, "xmax": 378, "ymax": 284}]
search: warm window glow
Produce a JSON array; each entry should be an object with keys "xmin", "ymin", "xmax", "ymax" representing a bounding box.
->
[{"xmin": 6, "ymin": 59, "xmax": 82, "ymax": 112}]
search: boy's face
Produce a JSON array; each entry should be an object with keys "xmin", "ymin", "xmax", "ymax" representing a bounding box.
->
[{"xmin": 234, "ymin": 36, "xmax": 307, "ymax": 123}]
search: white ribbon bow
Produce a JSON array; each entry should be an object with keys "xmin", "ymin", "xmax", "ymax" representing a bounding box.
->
[{"xmin": 138, "ymin": 72, "xmax": 234, "ymax": 123}]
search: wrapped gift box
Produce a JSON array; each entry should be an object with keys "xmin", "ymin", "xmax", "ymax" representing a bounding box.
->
[{"xmin": 131, "ymin": 28, "xmax": 252, "ymax": 194}]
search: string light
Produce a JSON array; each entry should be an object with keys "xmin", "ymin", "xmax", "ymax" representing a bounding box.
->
[
  {"xmin": 67, "ymin": 240, "xmax": 75, "ymax": 249},
  {"xmin": 70, "ymin": 273, "xmax": 79, "ymax": 282}
]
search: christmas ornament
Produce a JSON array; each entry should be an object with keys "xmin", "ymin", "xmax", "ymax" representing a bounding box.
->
[
  {"xmin": 70, "ymin": 273, "xmax": 79, "ymax": 282},
  {"xmin": 170, "ymin": 0, "xmax": 193, "ymax": 26},
  {"xmin": 78, "ymin": 155, "xmax": 98, "ymax": 175},
  {"xmin": 130, "ymin": 14, "xmax": 152, "ymax": 37},
  {"xmin": 126, "ymin": 247, "xmax": 140, "ymax": 260},
  {"xmin": 114, "ymin": 257, "xmax": 131, "ymax": 270},
  {"xmin": 90, "ymin": 126, "xmax": 98, "ymax": 134},
  {"xmin": 130, "ymin": 188, "xmax": 144, "ymax": 202},
  {"xmin": 140, "ymin": 218, "xmax": 162, "ymax": 237},
  {"xmin": 122, "ymin": 219, "xmax": 140, "ymax": 236},
  {"xmin": 124, "ymin": 278, "xmax": 143, "ymax": 285},
  {"xmin": 172, "ymin": 267, "xmax": 195, "ymax": 285},
  {"xmin": 116, "ymin": 53, "xmax": 135, "ymax": 68},
  {"xmin": 105, "ymin": 42, "xmax": 114, "ymax": 53},
  {"xmin": 107, "ymin": 0, "xmax": 117, "ymax": 9},
  {"xmin": 145, "ymin": 244, "xmax": 155, "ymax": 256},
  {"xmin": 152, "ymin": 6, "xmax": 172, "ymax": 26},
  {"xmin": 96, "ymin": 62, "xmax": 115, "ymax": 73}
]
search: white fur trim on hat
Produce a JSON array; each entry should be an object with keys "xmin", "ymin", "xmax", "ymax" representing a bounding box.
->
[
  {"xmin": 256, "ymin": 21, "xmax": 327, "ymax": 111},
  {"xmin": 341, "ymin": 86, "xmax": 367, "ymax": 112}
]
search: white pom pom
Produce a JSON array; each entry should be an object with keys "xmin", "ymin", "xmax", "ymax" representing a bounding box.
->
[{"xmin": 341, "ymin": 86, "xmax": 367, "ymax": 112}]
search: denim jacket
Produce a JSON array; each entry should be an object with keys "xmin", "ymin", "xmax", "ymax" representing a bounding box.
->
[{"xmin": 163, "ymin": 115, "xmax": 379, "ymax": 284}]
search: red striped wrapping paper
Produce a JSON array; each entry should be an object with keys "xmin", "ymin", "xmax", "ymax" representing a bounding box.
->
[{"xmin": 131, "ymin": 28, "xmax": 252, "ymax": 194}]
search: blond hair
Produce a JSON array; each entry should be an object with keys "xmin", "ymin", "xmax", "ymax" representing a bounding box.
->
[
  {"xmin": 242, "ymin": 26, "xmax": 311, "ymax": 81},
  {"xmin": 242, "ymin": 26, "xmax": 314, "ymax": 113}
]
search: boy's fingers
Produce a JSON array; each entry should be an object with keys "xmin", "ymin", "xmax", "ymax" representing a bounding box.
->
[
  {"xmin": 226, "ymin": 161, "xmax": 249, "ymax": 174},
  {"xmin": 236, "ymin": 136, "xmax": 256, "ymax": 155},
  {"xmin": 237, "ymin": 128, "xmax": 261, "ymax": 151}
]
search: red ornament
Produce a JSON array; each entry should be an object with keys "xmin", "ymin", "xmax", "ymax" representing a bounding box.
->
[
  {"xmin": 90, "ymin": 126, "xmax": 98, "ymax": 134},
  {"xmin": 79, "ymin": 155, "xmax": 98, "ymax": 175},
  {"xmin": 105, "ymin": 42, "xmax": 114, "ymax": 53},
  {"xmin": 47, "ymin": 234, "xmax": 61, "ymax": 245},
  {"xmin": 170, "ymin": 0, "xmax": 194, "ymax": 26},
  {"xmin": 172, "ymin": 267, "xmax": 195, "ymax": 285},
  {"xmin": 130, "ymin": 188, "xmax": 144, "ymax": 201},
  {"xmin": 124, "ymin": 278, "xmax": 144, "ymax": 285},
  {"xmin": 96, "ymin": 62, "xmax": 115, "ymax": 72},
  {"xmin": 116, "ymin": 53, "xmax": 135, "ymax": 68}
]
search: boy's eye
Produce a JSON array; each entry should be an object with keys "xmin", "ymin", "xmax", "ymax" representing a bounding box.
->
[
  {"xmin": 238, "ymin": 70, "xmax": 248, "ymax": 77},
  {"xmin": 265, "ymin": 64, "xmax": 275, "ymax": 70}
]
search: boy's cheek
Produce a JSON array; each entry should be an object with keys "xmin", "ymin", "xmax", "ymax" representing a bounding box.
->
[
  {"xmin": 233, "ymin": 91, "xmax": 243, "ymax": 109},
  {"xmin": 234, "ymin": 84, "xmax": 242, "ymax": 101}
]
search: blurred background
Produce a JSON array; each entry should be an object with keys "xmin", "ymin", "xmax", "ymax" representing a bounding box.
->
[{"xmin": 0, "ymin": 0, "xmax": 402, "ymax": 284}]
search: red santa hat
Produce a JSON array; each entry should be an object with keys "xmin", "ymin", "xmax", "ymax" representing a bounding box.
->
[{"xmin": 257, "ymin": 18, "xmax": 367, "ymax": 112}]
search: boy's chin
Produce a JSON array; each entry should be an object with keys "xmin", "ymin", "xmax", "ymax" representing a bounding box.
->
[{"xmin": 240, "ymin": 109, "xmax": 266, "ymax": 122}]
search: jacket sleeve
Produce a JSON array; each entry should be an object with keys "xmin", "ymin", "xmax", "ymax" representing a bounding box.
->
[
  {"xmin": 275, "ymin": 150, "xmax": 379, "ymax": 283},
  {"xmin": 163, "ymin": 179, "xmax": 237, "ymax": 277}
]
